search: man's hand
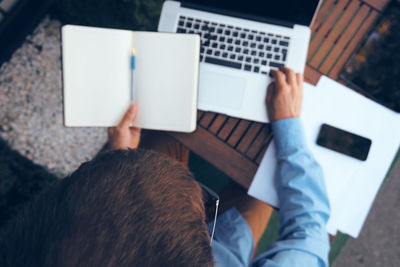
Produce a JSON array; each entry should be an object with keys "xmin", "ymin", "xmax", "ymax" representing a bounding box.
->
[
  {"xmin": 266, "ymin": 67, "xmax": 303, "ymax": 122},
  {"xmin": 108, "ymin": 104, "xmax": 141, "ymax": 150}
]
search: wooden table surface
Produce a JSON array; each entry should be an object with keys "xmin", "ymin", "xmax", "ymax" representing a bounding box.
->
[{"xmin": 171, "ymin": 0, "xmax": 390, "ymax": 188}]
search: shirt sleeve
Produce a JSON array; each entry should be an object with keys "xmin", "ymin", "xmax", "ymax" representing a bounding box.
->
[{"xmin": 252, "ymin": 118, "xmax": 331, "ymax": 267}]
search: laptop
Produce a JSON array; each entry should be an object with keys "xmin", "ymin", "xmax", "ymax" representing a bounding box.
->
[{"xmin": 158, "ymin": 0, "xmax": 321, "ymax": 123}]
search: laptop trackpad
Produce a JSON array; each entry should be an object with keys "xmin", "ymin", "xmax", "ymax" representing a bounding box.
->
[{"xmin": 199, "ymin": 71, "xmax": 246, "ymax": 110}]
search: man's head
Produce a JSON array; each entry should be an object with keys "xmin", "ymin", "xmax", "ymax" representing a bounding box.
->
[{"xmin": 0, "ymin": 149, "xmax": 213, "ymax": 267}]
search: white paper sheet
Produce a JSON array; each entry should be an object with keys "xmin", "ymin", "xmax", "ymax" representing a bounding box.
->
[{"xmin": 248, "ymin": 76, "xmax": 400, "ymax": 238}]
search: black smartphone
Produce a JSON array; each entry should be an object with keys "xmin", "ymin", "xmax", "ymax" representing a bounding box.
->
[{"xmin": 316, "ymin": 124, "xmax": 372, "ymax": 161}]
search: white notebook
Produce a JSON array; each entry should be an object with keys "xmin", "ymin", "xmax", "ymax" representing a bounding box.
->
[{"xmin": 62, "ymin": 25, "xmax": 200, "ymax": 132}]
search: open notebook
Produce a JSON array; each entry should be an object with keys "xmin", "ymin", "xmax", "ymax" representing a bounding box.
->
[{"xmin": 62, "ymin": 25, "xmax": 200, "ymax": 132}]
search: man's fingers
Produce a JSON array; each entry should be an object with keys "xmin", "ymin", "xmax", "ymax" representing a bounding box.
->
[
  {"xmin": 118, "ymin": 104, "xmax": 138, "ymax": 130},
  {"xmin": 271, "ymin": 69, "xmax": 286, "ymax": 89},
  {"xmin": 296, "ymin": 73, "xmax": 304, "ymax": 87},
  {"xmin": 282, "ymin": 67, "xmax": 296, "ymax": 85},
  {"xmin": 107, "ymin": 127, "xmax": 115, "ymax": 135}
]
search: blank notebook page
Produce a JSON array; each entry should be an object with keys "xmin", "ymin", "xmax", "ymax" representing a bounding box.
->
[{"xmin": 62, "ymin": 25, "xmax": 199, "ymax": 132}]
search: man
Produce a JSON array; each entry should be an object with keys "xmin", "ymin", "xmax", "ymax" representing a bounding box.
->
[{"xmin": 0, "ymin": 67, "xmax": 330, "ymax": 266}]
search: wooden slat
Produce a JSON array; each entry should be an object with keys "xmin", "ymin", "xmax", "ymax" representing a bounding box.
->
[
  {"xmin": 308, "ymin": 0, "xmax": 350, "ymax": 59},
  {"xmin": 319, "ymin": 4, "xmax": 370, "ymax": 74},
  {"xmin": 329, "ymin": 9, "xmax": 379, "ymax": 79},
  {"xmin": 311, "ymin": 0, "xmax": 338, "ymax": 31},
  {"xmin": 197, "ymin": 111, "xmax": 204, "ymax": 122},
  {"xmin": 245, "ymin": 125, "xmax": 271, "ymax": 160},
  {"xmin": 310, "ymin": 0, "xmax": 361, "ymax": 68},
  {"xmin": 362, "ymin": 0, "xmax": 390, "ymax": 11},
  {"xmin": 227, "ymin": 120, "xmax": 251, "ymax": 147},
  {"xmin": 304, "ymin": 65, "xmax": 323, "ymax": 85},
  {"xmin": 218, "ymin": 117, "xmax": 239, "ymax": 140},
  {"xmin": 236, "ymin": 123, "xmax": 263, "ymax": 153},
  {"xmin": 171, "ymin": 127, "xmax": 258, "ymax": 188},
  {"xmin": 199, "ymin": 112, "xmax": 216, "ymax": 128},
  {"xmin": 208, "ymin": 114, "xmax": 228, "ymax": 134}
]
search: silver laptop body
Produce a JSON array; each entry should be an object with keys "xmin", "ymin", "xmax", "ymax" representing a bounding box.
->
[{"xmin": 158, "ymin": 0, "xmax": 321, "ymax": 123}]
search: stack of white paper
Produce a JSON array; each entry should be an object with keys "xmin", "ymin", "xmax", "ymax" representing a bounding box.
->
[{"xmin": 248, "ymin": 76, "xmax": 400, "ymax": 238}]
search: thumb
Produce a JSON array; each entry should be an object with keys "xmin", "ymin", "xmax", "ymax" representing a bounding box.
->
[{"xmin": 118, "ymin": 104, "xmax": 138, "ymax": 129}]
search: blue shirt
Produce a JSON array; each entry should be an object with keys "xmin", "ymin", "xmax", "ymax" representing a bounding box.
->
[{"xmin": 208, "ymin": 118, "xmax": 331, "ymax": 267}]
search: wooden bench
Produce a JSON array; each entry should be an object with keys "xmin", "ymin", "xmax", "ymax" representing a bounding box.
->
[{"xmin": 170, "ymin": 0, "xmax": 390, "ymax": 189}]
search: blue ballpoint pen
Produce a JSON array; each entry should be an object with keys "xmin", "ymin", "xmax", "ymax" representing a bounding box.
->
[{"xmin": 131, "ymin": 48, "xmax": 136, "ymax": 103}]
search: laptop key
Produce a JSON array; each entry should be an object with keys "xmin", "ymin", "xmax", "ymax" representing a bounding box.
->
[
  {"xmin": 207, "ymin": 49, "xmax": 213, "ymax": 55},
  {"xmin": 205, "ymin": 57, "xmax": 242, "ymax": 70},
  {"xmin": 179, "ymin": 21, "xmax": 184, "ymax": 26},
  {"xmin": 279, "ymin": 40, "xmax": 289, "ymax": 47},
  {"xmin": 246, "ymin": 57, "xmax": 251, "ymax": 62},
  {"xmin": 243, "ymin": 49, "xmax": 249, "ymax": 54},
  {"xmin": 270, "ymin": 62, "xmax": 284, "ymax": 68},
  {"xmin": 254, "ymin": 66, "xmax": 260, "ymax": 73},
  {"xmin": 238, "ymin": 55, "xmax": 244, "ymax": 61},
  {"xmin": 244, "ymin": 64, "xmax": 252, "ymax": 71},
  {"xmin": 177, "ymin": 28, "xmax": 186, "ymax": 33},
  {"xmin": 222, "ymin": 52, "xmax": 228, "ymax": 58},
  {"xmin": 282, "ymin": 49, "xmax": 288, "ymax": 61}
]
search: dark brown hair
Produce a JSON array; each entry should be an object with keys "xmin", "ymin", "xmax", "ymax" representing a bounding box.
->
[{"xmin": 0, "ymin": 149, "xmax": 213, "ymax": 267}]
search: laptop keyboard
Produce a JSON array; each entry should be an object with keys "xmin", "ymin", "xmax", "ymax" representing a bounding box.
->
[{"xmin": 177, "ymin": 15, "xmax": 290, "ymax": 75}]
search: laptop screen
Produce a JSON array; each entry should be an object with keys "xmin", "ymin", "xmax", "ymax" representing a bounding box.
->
[{"xmin": 181, "ymin": 0, "xmax": 320, "ymax": 26}]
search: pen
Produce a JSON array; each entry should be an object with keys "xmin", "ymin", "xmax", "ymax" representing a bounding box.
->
[{"xmin": 131, "ymin": 48, "xmax": 136, "ymax": 103}]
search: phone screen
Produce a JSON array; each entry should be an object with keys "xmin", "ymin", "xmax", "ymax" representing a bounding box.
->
[{"xmin": 316, "ymin": 124, "xmax": 372, "ymax": 161}]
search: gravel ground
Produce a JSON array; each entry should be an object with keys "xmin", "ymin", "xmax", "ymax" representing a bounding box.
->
[{"xmin": 0, "ymin": 17, "xmax": 107, "ymax": 178}]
